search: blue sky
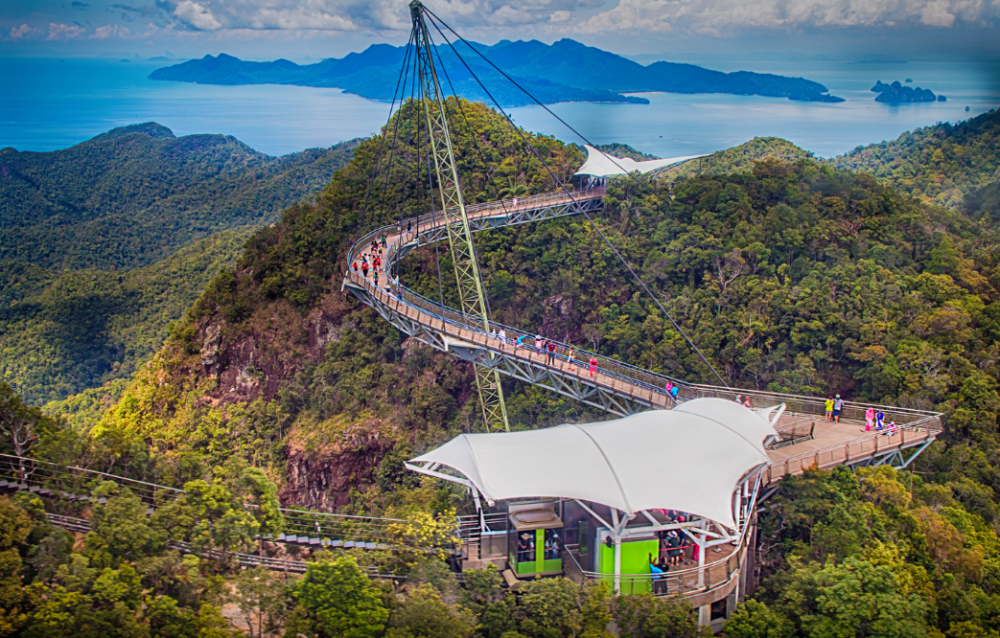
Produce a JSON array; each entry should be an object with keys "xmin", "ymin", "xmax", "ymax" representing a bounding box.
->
[{"xmin": 2, "ymin": 0, "xmax": 999, "ymax": 61}]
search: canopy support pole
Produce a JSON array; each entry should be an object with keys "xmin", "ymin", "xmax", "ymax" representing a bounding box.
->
[
  {"xmin": 611, "ymin": 509, "xmax": 622, "ymax": 594},
  {"xmin": 574, "ymin": 499, "xmax": 613, "ymax": 532},
  {"xmin": 696, "ymin": 531, "xmax": 706, "ymax": 589}
]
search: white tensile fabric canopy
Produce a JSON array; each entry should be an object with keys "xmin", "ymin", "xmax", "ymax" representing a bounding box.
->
[
  {"xmin": 407, "ymin": 398, "xmax": 777, "ymax": 530},
  {"xmin": 574, "ymin": 144, "xmax": 708, "ymax": 177}
]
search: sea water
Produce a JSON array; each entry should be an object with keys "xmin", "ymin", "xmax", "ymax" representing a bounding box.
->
[{"xmin": 1, "ymin": 56, "xmax": 998, "ymax": 158}]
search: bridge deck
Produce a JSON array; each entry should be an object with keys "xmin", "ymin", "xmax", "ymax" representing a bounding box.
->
[{"xmin": 346, "ymin": 190, "xmax": 943, "ymax": 475}]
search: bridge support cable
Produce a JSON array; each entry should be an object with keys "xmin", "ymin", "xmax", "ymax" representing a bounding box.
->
[
  {"xmin": 350, "ymin": 31, "xmax": 415, "ymax": 254},
  {"xmin": 422, "ymin": 11, "xmax": 730, "ymax": 389},
  {"xmin": 411, "ymin": 0, "xmax": 510, "ymax": 433}
]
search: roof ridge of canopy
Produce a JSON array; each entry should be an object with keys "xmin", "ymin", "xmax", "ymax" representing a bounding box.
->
[
  {"xmin": 564, "ymin": 423, "xmax": 633, "ymax": 515},
  {"xmin": 671, "ymin": 402, "xmax": 771, "ymax": 455}
]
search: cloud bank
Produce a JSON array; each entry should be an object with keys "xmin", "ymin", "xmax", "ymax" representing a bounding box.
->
[{"xmin": 576, "ymin": 0, "xmax": 996, "ymax": 34}]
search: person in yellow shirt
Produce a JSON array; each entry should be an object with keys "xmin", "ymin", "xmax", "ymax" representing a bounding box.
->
[{"xmin": 824, "ymin": 397, "xmax": 834, "ymax": 422}]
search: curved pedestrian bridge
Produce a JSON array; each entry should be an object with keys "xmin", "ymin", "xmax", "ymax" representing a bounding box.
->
[{"xmin": 342, "ymin": 187, "xmax": 944, "ymax": 477}]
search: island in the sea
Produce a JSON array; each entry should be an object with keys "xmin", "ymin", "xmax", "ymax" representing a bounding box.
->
[
  {"xmin": 872, "ymin": 80, "xmax": 945, "ymax": 103},
  {"xmin": 150, "ymin": 39, "xmax": 844, "ymax": 107}
]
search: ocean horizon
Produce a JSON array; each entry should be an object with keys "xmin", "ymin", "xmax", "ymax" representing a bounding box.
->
[{"xmin": 2, "ymin": 56, "xmax": 998, "ymax": 158}]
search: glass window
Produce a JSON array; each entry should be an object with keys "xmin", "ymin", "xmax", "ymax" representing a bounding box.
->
[
  {"xmin": 516, "ymin": 531, "xmax": 535, "ymax": 563},
  {"xmin": 544, "ymin": 528, "xmax": 561, "ymax": 560}
]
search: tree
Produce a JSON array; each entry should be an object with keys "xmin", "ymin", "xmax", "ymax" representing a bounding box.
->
[
  {"xmin": 778, "ymin": 556, "xmax": 930, "ymax": 638},
  {"xmin": 516, "ymin": 577, "xmax": 582, "ymax": 638},
  {"xmin": 90, "ymin": 482, "xmax": 166, "ymax": 562},
  {"xmin": 723, "ymin": 600, "xmax": 794, "ymax": 638},
  {"xmin": 233, "ymin": 567, "xmax": 290, "ymax": 638},
  {"xmin": 386, "ymin": 584, "xmax": 475, "ymax": 638},
  {"xmin": 612, "ymin": 593, "xmax": 703, "ymax": 638},
  {"xmin": 239, "ymin": 467, "xmax": 286, "ymax": 541},
  {"xmin": 0, "ymin": 384, "xmax": 60, "ymax": 481},
  {"xmin": 294, "ymin": 555, "xmax": 389, "ymax": 638},
  {"xmin": 0, "ymin": 497, "xmax": 33, "ymax": 636}
]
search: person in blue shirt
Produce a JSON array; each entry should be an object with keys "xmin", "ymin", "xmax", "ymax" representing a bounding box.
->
[
  {"xmin": 670, "ymin": 384, "xmax": 680, "ymax": 402},
  {"xmin": 649, "ymin": 553, "xmax": 668, "ymax": 594}
]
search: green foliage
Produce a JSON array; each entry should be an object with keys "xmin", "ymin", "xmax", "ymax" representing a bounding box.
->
[
  {"xmin": 90, "ymin": 483, "xmax": 167, "ymax": 563},
  {"xmin": 660, "ymin": 137, "xmax": 814, "ymax": 180},
  {"xmin": 723, "ymin": 599, "xmax": 794, "ymax": 638},
  {"xmin": 1, "ymin": 229, "xmax": 254, "ymax": 404},
  {"xmin": 294, "ymin": 554, "xmax": 390, "ymax": 638},
  {"xmin": 0, "ymin": 496, "xmax": 33, "ymax": 636},
  {"xmin": 386, "ymin": 583, "xmax": 475, "ymax": 638},
  {"xmin": 0, "ymin": 121, "xmax": 356, "ymax": 405},
  {"xmin": 827, "ymin": 108, "xmax": 1000, "ymax": 210},
  {"xmin": 0, "ymin": 124, "xmax": 358, "ymax": 272},
  {"xmin": 751, "ymin": 466, "xmax": 1000, "ymax": 637}
]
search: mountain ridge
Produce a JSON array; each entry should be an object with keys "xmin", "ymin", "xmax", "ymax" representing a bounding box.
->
[{"xmin": 150, "ymin": 39, "xmax": 843, "ymax": 106}]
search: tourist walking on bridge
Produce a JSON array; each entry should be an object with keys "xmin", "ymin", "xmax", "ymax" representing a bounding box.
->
[
  {"xmin": 589, "ymin": 356, "xmax": 598, "ymax": 378},
  {"xmin": 825, "ymin": 396, "xmax": 834, "ymax": 422},
  {"xmin": 865, "ymin": 407, "xmax": 875, "ymax": 430},
  {"xmin": 833, "ymin": 394, "xmax": 844, "ymax": 423},
  {"xmin": 546, "ymin": 339, "xmax": 556, "ymax": 364}
]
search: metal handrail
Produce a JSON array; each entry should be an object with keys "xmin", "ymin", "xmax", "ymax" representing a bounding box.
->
[
  {"xmin": 766, "ymin": 416, "xmax": 940, "ymax": 481},
  {"xmin": 347, "ymin": 192, "xmax": 946, "ymax": 430}
]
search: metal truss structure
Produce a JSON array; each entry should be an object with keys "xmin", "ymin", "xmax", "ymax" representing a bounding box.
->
[
  {"xmin": 347, "ymin": 285, "xmax": 654, "ymax": 417},
  {"xmin": 343, "ymin": 186, "xmax": 671, "ymax": 417},
  {"xmin": 411, "ymin": 0, "xmax": 509, "ymax": 433},
  {"xmin": 845, "ymin": 436, "xmax": 936, "ymax": 471}
]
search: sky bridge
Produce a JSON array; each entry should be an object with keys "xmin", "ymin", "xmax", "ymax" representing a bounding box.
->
[{"xmin": 341, "ymin": 146, "xmax": 943, "ymax": 630}]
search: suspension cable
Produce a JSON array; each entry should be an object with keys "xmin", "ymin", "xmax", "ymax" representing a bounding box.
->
[
  {"xmin": 426, "ymin": 28, "xmax": 498, "ymax": 325},
  {"xmin": 423, "ymin": 10, "xmax": 729, "ymax": 387},
  {"xmin": 424, "ymin": 8, "xmax": 664, "ymax": 191},
  {"xmin": 350, "ymin": 30, "xmax": 416, "ymax": 253}
]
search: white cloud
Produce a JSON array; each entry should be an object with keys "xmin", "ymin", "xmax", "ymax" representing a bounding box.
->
[
  {"xmin": 91, "ymin": 24, "xmax": 132, "ymax": 38},
  {"xmin": 140, "ymin": 0, "xmax": 599, "ymax": 34},
  {"xmin": 575, "ymin": 0, "xmax": 998, "ymax": 33},
  {"xmin": 8, "ymin": 23, "xmax": 42, "ymax": 40},
  {"xmin": 46, "ymin": 23, "xmax": 86, "ymax": 40},
  {"xmin": 173, "ymin": 0, "xmax": 223, "ymax": 30},
  {"xmin": 920, "ymin": 0, "xmax": 956, "ymax": 26}
]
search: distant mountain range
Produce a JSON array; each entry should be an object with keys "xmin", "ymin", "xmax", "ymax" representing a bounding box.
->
[{"xmin": 150, "ymin": 39, "xmax": 844, "ymax": 107}]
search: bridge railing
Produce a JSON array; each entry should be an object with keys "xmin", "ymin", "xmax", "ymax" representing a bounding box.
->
[
  {"xmin": 43, "ymin": 513, "xmax": 409, "ymax": 579},
  {"xmin": 349, "ymin": 266, "xmax": 947, "ymax": 433},
  {"xmin": 348, "ymin": 187, "xmax": 945, "ymax": 432},
  {"xmin": 764, "ymin": 414, "xmax": 942, "ymax": 482},
  {"xmin": 365, "ymin": 277, "xmax": 683, "ymax": 402},
  {"xmin": 350, "ymin": 187, "xmax": 604, "ymax": 269}
]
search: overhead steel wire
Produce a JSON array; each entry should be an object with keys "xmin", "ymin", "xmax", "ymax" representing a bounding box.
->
[
  {"xmin": 421, "ymin": 9, "xmax": 730, "ymax": 388},
  {"xmin": 350, "ymin": 30, "xmax": 415, "ymax": 254}
]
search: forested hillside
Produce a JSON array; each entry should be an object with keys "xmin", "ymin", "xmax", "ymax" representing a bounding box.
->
[
  {"xmin": 826, "ymin": 107, "xmax": 1000, "ymax": 210},
  {"xmin": 1, "ymin": 228, "xmax": 254, "ymax": 404},
  {"xmin": 0, "ymin": 124, "xmax": 357, "ymax": 403},
  {"xmin": 7, "ymin": 100, "xmax": 1000, "ymax": 636},
  {"xmin": 0, "ymin": 123, "xmax": 359, "ymax": 271},
  {"xmin": 658, "ymin": 137, "xmax": 814, "ymax": 180},
  {"xmin": 89, "ymin": 99, "xmax": 1000, "ymax": 506}
]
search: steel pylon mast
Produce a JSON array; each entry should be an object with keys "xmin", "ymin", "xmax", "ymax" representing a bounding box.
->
[{"xmin": 410, "ymin": 0, "xmax": 510, "ymax": 433}]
